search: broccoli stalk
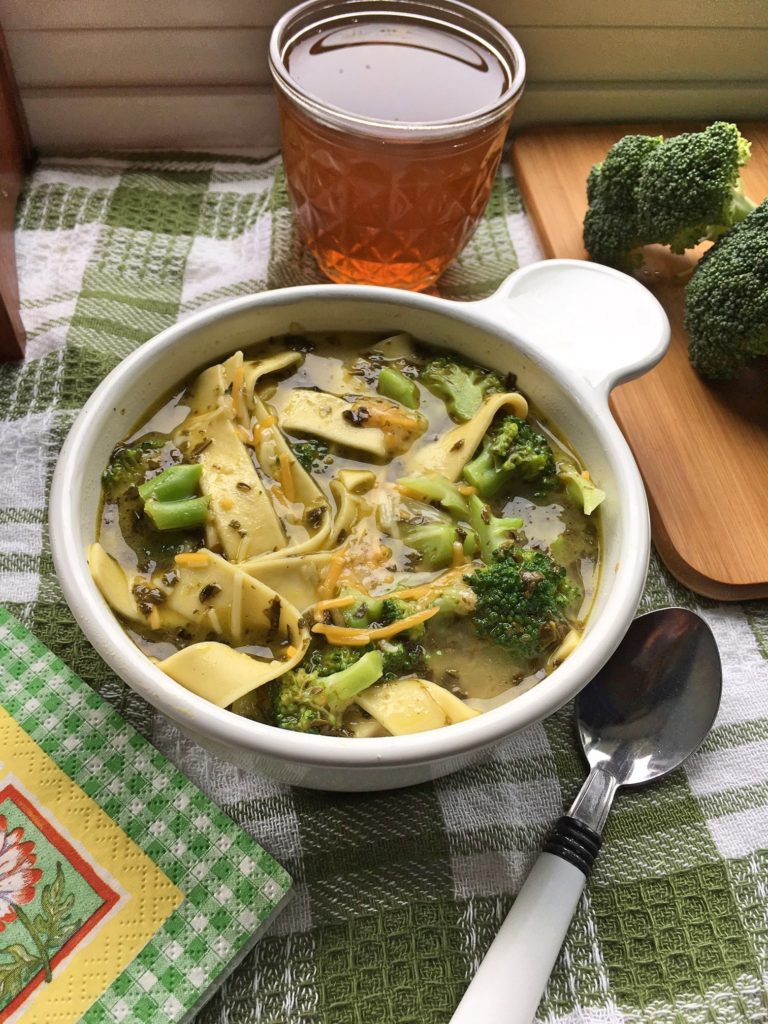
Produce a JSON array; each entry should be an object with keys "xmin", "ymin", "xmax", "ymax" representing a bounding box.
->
[
  {"xmin": 138, "ymin": 463, "xmax": 202, "ymax": 502},
  {"xmin": 137, "ymin": 461, "xmax": 209, "ymax": 531},
  {"xmin": 380, "ymin": 494, "xmax": 460, "ymax": 570},
  {"xmin": 462, "ymin": 416, "xmax": 557, "ymax": 498},
  {"xmin": 144, "ymin": 495, "xmax": 210, "ymax": 531},
  {"xmin": 377, "ymin": 366, "xmax": 420, "ymax": 409},
  {"xmin": 419, "ymin": 357, "xmax": 505, "ymax": 422},
  {"xmin": 558, "ymin": 465, "xmax": 606, "ymax": 516},
  {"xmin": 465, "ymin": 547, "xmax": 581, "ymax": 662},
  {"xmin": 465, "ymin": 494, "xmax": 523, "ymax": 564},
  {"xmin": 584, "ymin": 122, "xmax": 755, "ymax": 271},
  {"xmin": 272, "ymin": 649, "xmax": 384, "ymax": 733},
  {"xmin": 684, "ymin": 197, "xmax": 768, "ymax": 379},
  {"xmin": 397, "ymin": 474, "xmax": 469, "ymax": 518}
]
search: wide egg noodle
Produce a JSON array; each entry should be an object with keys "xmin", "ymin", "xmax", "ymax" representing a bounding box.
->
[
  {"xmin": 241, "ymin": 551, "xmax": 335, "ymax": 614},
  {"xmin": 242, "ymin": 350, "xmax": 303, "ymax": 413},
  {"xmin": 249, "ymin": 393, "xmax": 333, "ymax": 558},
  {"xmin": 88, "ymin": 542, "xmax": 143, "ymax": 622},
  {"xmin": 355, "ymin": 678, "xmax": 480, "ymax": 735},
  {"xmin": 159, "ymin": 641, "xmax": 294, "ymax": 708},
  {"xmin": 278, "ymin": 389, "xmax": 391, "ymax": 457},
  {"xmin": 158, "ymin": 550, "xmax": 310, "ymax": 705},
  {"xmin": 407, "ymin": 391, "xmax": 529, "ymax": 480},
  {"xmin": 328, "ymin": 469, "xmax": 377, "ymax": 547},
  {"xmin": 176, "ymin": 406, "xmax": 286, "ymax": 559}
]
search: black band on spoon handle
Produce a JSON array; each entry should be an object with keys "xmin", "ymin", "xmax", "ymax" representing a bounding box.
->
[{"xmin": 543, "ymin": 815, "xmax": 602, "ymax": 876}]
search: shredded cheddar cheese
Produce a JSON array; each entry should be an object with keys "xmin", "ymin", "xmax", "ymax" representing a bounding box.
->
[
  {"xmin": 175, "ymin": 551, "xmax": 210, "ymax": 567},
  {"xmin": 285, "ymin": 645, "xmax": 298, "ymax": 659},
  {"xmin": 394, "ymin": 484, "xmax": 423, "ymax": 500},
  {"xmin": 312, "ymin": 605, "xmax": 439, "ymax": 645},
  {"xmin": 219, "ymin": 495, "xmax": 234, "ymax": 511},
  {"xmin": 457, "ymin": 484, "xmax": 478, "ymax": 495},
  {"xmin": 235, "ymin": 424, "xmax": 252, "ymax": 445},
  {"xmin": 278, "ymin": 452, "xmax": 296, "ymax": 502},
  {"xmin": 316, "ymin": 595, "xmax": 357, "ymax": 612},
  {"xmin": 259, "ymin": 415, "xmax": 277, "ymax": 430},
  {"xmin": 319, "ymin": 550, "xmax": 346, "ymax": 600}
]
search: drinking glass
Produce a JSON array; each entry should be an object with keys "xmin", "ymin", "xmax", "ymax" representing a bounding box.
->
[{"xmin": 269, "ymin": 0, "xmax": 526, "ymax": 291}]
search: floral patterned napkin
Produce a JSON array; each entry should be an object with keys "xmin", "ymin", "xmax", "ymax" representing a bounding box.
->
[{"xmin": 0, "ymin": 608, "xmax": 291, "ymax": 1023}]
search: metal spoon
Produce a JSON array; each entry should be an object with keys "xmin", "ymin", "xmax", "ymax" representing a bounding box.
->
[{"xmin": 450, "ymin": 607, "xmax": 722, "ymax": 1024}]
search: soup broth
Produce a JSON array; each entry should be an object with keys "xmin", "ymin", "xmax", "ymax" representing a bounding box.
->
[{"xmin": 92, "ymin": 332, "xmax": 601, "ymax": 738}]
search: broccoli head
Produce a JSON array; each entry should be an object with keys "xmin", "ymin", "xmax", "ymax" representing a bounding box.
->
[
  {"xmin": 684, "ymin": 197, "xmax": 768, "ymax": 379},
  {"xmin": 583, "ymin": 123, "xmax": 755, "ymax": 271},
  {"xmin": 271, "ymin": 649, "xmax": 384, "ymax": 733},
  {"xmin": 102, "ymin": 438, "xmax": 164, "ymax": 497},
  {"xmin": 377, "ymin": 637, "xmax": 430, "ymax": 680},
  {"xmin": 419, "ymin": 357, "xmax": 505, "ymax": 422},
  {"xmin": 583, "ymin": 133, "xmax": 664, "ymax": 271},
  {"xmin": 292, "ymin": 437, "xmax": 330, "ymax": 473},
  {"xmin": 465, "ymin": 547, "xmax": 581, "ymax": 662},
  {"xmin": 637, "ymin": 121, "xmax": 755, "ymax": 253},
  {"xmin": 463, "ymin": 416, "xmax": 557, "ymax": 498},
  {"xmin": 305, "ymin": 633, "xmax": 429, "ymax": 686}
]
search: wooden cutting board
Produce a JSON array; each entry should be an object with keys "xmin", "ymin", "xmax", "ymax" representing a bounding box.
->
[{"xmin": 511, "ymin": 122, "xmax": 768, "ymax": 601}]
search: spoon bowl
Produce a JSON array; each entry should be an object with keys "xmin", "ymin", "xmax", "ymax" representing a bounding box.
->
[{"xmin": 578, "ymin": 607, "xmax": 722, "ymax": 787}]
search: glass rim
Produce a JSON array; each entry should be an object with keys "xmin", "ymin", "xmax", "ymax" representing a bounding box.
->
[{"xmin": 268, "ymin": 0, "xmax": 526, "ymax": 138}]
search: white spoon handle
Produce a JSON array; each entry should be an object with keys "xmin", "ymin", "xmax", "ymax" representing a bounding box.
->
[
  {"xmin": 450, "ymin": 814, "xmax": 603, "ymax": 1024},
  {"xmin": 449, "ymin": 852, "xmax": 586, "ymax": 1024}
]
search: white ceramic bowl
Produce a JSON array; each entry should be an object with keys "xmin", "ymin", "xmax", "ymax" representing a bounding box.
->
[{"xmin": 50, "ymin": 260, "xmax": 669, "ymax": 791}]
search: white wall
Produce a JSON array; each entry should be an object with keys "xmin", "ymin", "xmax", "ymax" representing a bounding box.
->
[{"xmin": 2, "ymin": 0, "xmax": 767, "ymax": 152}]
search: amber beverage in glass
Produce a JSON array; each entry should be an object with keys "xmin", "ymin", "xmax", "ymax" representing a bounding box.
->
[{"xmin": 269, "ymin": 0, "xmax": 526, "ymax": 291}]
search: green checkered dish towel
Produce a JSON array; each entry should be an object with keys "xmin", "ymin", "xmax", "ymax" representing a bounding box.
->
[{"xmin": 1, "ymin": 153, "xmax": 767, "ymax": 1024}]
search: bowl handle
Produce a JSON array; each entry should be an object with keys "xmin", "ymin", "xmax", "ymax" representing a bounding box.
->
[{"xmin": 477, "ymin": 259, "xmax": 670, "ymax": 398}]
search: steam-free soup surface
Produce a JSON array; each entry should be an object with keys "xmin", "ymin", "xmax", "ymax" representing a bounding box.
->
[{"xmin": 91, "ymin": 331, "xmax": 601, "ymax": 737}]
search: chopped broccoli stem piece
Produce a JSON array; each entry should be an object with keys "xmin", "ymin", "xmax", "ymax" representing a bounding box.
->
[
  {"xmin": 144, "ymin": 495, "xmax": 210, "ymax": 531},
  {"xmin": 684, "ymin": 196, "xmax": 768, "ymax": 379},
  {"xmin": 397, "ymin": 474, "xmax": 469, "ymax": 517},
  {"xmin": 292, "ymin": 437, "xmax": 330, "ymax": 473},
  {"xmin": 465, "ymin": 546, "xmax": 581, "ymax": 662},
  {"xmin": 271, "ymin": 650, "xmax": 384, "ymax": 733},
  {"xmin": 466, "ymin": 493, "xmax": 524, "ymax": 564},
  {"xmin": 138, "ymin": 463, "xmax": 202, "ymax": 502},
  {"xmin": 462, "ymin": 416, "xmax": 556, "ymax": 498},
  {"xmin": 377, "ymin": 366, "xmax": 420, "ymax": 409},
  {"xmin": 398, "ymin": 521, "xmax": 457, "ymax": 570},
  {"xmin": 419, "ymin": 357, "xmax": 505, "ymax": 422},
  {"xmin": 558, "ymin": 465, "xmax": 606, "ymax": 516}
]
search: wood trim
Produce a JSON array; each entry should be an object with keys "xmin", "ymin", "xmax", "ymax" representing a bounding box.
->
[
  {"xmin": 0, "ymin": 25, "xmax": 32, "ymax": 361},
  {"xmin": 3, "ymin": 0, "xmax": 767, "ymax": 30}
]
